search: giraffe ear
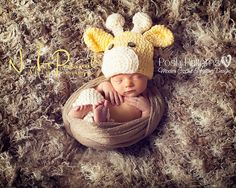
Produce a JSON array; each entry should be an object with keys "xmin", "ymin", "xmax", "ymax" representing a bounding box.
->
[
  {"xmin": 143, "ymin": 25, "xmax": 174, "ymax": 48},
  {"xmin": 83, "ymin": 27, "xmax": 114, "ymax": 52}
]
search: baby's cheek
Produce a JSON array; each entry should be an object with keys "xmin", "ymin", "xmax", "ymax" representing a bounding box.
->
[
  {"xmin": 116, "ymin": 89, "xmax": 124, "ymax": 96},
  {"xmin": 139, "ymin": 82, "xmax": 147, "ymax": 93},
  {"xmin": 113, "ymin": 84, "xmax": 122, "ymax": 93}
]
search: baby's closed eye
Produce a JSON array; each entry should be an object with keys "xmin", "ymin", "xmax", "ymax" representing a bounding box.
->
[
  {"xmin": 114, "ymin": 79, "xmax": 122, "ymax": 84},
  {"xmin": 132, "ymin": 74, "xmax": 142, "ymax": 80}
]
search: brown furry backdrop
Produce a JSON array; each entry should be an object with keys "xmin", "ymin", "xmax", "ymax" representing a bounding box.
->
[{"xmin": 0, "ymin": 0, "xmax": 236, "ymax": 187}]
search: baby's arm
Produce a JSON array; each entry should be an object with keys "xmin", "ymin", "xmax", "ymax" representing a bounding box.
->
[
  {"xmin": 96, "ymin": 81, "xmax": 123, "ymax": 105},
  {"xmin": 124, "ymin": 96, "xmax": 151, "ymax": 118}
]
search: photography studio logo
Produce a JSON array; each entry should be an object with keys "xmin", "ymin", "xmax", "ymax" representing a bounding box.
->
[
  {"xmin": 157, "ymin": 54, "xmax": 232, "ymax": 75},
  {"xmin": 221, "ymin": 54, "xmax": 232, "ymax": 68}
]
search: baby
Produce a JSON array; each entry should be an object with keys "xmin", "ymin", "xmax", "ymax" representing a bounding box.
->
[
  {"xmin": 63, "ymin": 12, "xmax": 174, "ymax": 149},
  {"xmin": 68, "ymin": 73, "xmax": 150, "ymax": 123},
  {"xmin": 67, "ymin": 12, "xmax": 174, "ymax": 124}
]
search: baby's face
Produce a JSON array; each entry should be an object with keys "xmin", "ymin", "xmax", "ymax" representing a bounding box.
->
[{"xmin": 110, "ymin": 73, "xmax": 148, "ymax": 97}]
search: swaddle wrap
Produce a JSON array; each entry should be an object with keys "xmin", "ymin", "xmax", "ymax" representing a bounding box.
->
[{"xmin": 62, "ymin": 76, "xmax": 165, "ymax": 150}]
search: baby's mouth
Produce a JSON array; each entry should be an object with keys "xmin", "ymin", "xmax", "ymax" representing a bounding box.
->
[{"xmin": 124, "ymin": 90, "xmax": 136, "ymax": 95}]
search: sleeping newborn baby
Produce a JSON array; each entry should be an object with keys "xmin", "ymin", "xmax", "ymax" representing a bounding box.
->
[
  {"xmin": 68, "ymin": 73, "xmax": 150, "ymax": 123},
  {"xmin": 67, "ymin": 12, "xmax": 174, "ymax": 124},
  {"xmin": 63, "ymin": 12, "xmax": 174, "ymax": 149}
]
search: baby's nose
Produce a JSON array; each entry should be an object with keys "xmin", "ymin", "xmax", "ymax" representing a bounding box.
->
[{"xmin": 124, "ymin": 79, "xmax": 134, "ymax": 87}]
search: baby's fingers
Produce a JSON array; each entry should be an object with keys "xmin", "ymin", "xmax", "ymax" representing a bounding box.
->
[
  {"xmin": 109, "ymin": 92, "xmax": 115, "ymax": 105},
  {"xmin": 113, "ymin": 93, "xmax": 119, "ymax": 105},
  {"xmin": 115, "ymin": 93, "xmax": 124, "ymax": 105},
  {"xmin": 118, "ymin": 94, "xmax": 124, "ymax": 104},
  {"xmin": 104, "ymin": 92, "xmax": 109, "ymax": 100}
]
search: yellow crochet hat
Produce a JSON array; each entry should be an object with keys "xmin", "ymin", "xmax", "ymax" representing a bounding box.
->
[{"xmin": 83, "ymin": 12, "xmax": 174, "ymax": 79}]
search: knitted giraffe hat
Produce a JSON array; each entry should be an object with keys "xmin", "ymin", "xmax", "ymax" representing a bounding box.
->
[{"xmin": 83, "ymin": 12, "xmax": 174, "ymax": 79}]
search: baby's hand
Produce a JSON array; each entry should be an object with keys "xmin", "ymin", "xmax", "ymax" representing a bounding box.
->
[
  {"xmin": 97, "ymin": 81, "xmax": 123, "ymax": 105},
  {"xmin": 124, "ymin": 96, "xmax": 151, "ymax": 117}
]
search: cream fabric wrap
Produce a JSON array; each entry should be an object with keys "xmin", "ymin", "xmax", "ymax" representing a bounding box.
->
[{"xmin": 62, "ymin": 76, "xmax": 165, "ymax": 150}]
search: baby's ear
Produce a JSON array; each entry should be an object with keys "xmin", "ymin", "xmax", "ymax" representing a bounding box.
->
[
  {"xmin": 83, "ymin": 27, "xmax": 114, "ymax": 52},
  {"xmin": 143, "ymin": 25, "xmax": 174, "ymax": 48}
]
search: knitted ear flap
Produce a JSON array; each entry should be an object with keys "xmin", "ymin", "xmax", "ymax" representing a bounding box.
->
[
  {"xmin": 143, "ymin": 25, "xmax": 174, "ymax": 48},
  {"xmin": 83, "ymin": 27, "xmax": 114, "ymax": 52}
]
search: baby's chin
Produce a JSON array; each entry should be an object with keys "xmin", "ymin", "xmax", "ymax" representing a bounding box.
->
[
  {"xmin": 124, "ymin": 94, "xmax": 139, "ymax": 97},
  {"xmin": 122, "ymin": 90, "xmax": 141, "ymax": 97}
]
